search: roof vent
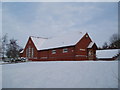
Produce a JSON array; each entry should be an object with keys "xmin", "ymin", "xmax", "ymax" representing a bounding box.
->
[{"xmin": 30, "ymin": 36, "xmax": 48, "ymax": 39}]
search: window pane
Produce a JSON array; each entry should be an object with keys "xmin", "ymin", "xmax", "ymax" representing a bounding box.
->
[
  {"xmin": 63, "ymin": 48, "xmax": 68, "ymax": 53},
  {"xmin": 52, "ymin": 50, "xmax": 56, "ymax": 54},
  {"xmin": 31, "ymin": 48, "xmax": 34, "ymax": 58}
]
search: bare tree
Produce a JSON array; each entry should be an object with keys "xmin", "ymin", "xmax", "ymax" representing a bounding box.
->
[
  {"xmin": 110, "ymin": 33, "xmax": 118, "ymax": 43},
  {"xmin": 2, "ymin": 34, "xmax": 8, "ymax": 60},
  {"xmin": 109, "ymin": 33, "xmax": 120, "ymax": 49},
  {"xmin": 6, "ymin": 39, "xmax": 20, "ymax": 59},
  {"xmin": 102, "ymin": 42, "xmax": 109, "ymax": 49}
]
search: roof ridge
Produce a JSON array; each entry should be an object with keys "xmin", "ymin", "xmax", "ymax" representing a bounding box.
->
[{"xmin": 30, "ymin": 36, "xmax": 48, "ymax": 39}]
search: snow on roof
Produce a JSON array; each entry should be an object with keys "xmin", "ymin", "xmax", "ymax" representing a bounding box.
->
[
  {"xmin": 20, "ymin": 50, "xmax": 24, "ymax": 53},
  {"xmin": 96, "ymin": 49, "xmax": 120, "ymax": 59},
  {"xmin": 31, "ymin": 36, "xmax": 47, "ymax": 50},
  {"xmin": 87, "ymin": 42, "xmax": 94, "ymax": 48},
  {"xmin": 31, "ymin": 32, "xmax": 86, "ymax": 50}
]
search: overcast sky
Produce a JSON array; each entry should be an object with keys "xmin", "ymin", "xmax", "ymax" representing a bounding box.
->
[{"xmin": 2, "ymin": 2, "xmax": 118, "ymax": 48}]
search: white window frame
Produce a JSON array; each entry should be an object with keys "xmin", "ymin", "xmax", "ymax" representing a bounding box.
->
[
  {"xmin": 63, "ymin": 48, "xmax": 68, "ymax": 53},
  {"xmin": 80, "ymin": 49, "xmax": 85, "ymax": 51},
  {"xmin": 31, "ymin": 48, "xmax": 34, "ymax": 58},
  {"xmin": 52, "ymin": 50, "xmax": 56, "ymax": 54}
]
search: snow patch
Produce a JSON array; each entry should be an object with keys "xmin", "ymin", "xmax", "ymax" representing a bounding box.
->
[
  {"xmin": 0, "ymin": 65, "xmax": 2, "ymax": 90},
  {"xmin": 96, "ymin": 49, "xmax": 119, "ymax": 58},
  {"xmin": 2, "ymin": 61, "xmax": 118, "ymax": 88}
]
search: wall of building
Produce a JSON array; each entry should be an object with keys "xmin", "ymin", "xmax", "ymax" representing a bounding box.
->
[
  {"xmin": 87, "ymin": 44, "xmax": 97, "ymax": 60},
  {"xmin": 35, "ymin": 46, "xmax": 75, "ymax": 61},
  {"xmin": 75, "ymin": 33, "xmax": 92, "ymax": 60},
  {"xmin": 37, "ymin": 50, "xmax": 48, "ymax": 60},
  {"xmin": 23, "ymin": 33, "xmax": 97, "ymax": 61},
  {"xmin": 48, "ymin": 46, "xmax": 75, "ymax": 61},
  {"xmin": 22, "ymin": 37, "xmax": 38, "ymax": 59}
]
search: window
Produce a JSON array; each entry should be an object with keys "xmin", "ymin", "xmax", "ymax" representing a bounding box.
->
[
  {"xmin": 26, "ymin": 46, "xmax": 34, "ymax": 58},
  {"xmin": 80, "ymin": 49, "xmax": 85, "ymax": 51},
  {"xmin": 88, "ymin": 50, "xmax": 93, "ymax": 56},
  {"xmin": 28, "ymin": 46, "xmax": 31, "ymax": 58},
  {"xmin": 63, "ymin": 48, "xmax": 68, "ymax": 53},
  {"xmin": 52, "ymin": 50, "xmax": 56, "ymax": 54},
  {"xmin": 86, "ymin": 35, "xmax": 88, "ymax": 38},
  {"xmin": 26, "ymin": 48, "xmax": 28, "ymax": 58},
  {"xmin": 31, "ymin": 48, "xmax": 34, "ymax": 58}
]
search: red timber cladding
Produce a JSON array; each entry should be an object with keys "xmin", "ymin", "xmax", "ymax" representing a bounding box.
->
[
  {"xmin": 87, "ymin": 44, "xmax": 97, "ymax": 60},
  {"xmin": 22, "ymin": 37, "xmax": 38, "ymax": 59},
  {"xmin": 48, "ymin": 46, "xmax": 75, "ymax": 61},
  {"xmin": 36, "ymin": 46, "xmax": 75, "ymax": 61},
  {"xmin": 75, "ymin": 33, "xmax": 92, "ymax": 60},
  {"xmin": 37, "ymin": 50, "xmax": 48, "ymax": 60}
]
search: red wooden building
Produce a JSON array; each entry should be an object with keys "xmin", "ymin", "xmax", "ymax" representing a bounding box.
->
[{"xmin": 20, "ymin": 32, "xmax": 97, "ymax": 61}]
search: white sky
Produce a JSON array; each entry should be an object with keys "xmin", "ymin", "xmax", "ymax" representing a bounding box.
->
[
  {"xmin": 0, "ymin": 2, "xmax": 2, "ymax": 39},
  {"xmin": 2, "ymin": 1, "xmax": 118, "ymax": 48}
]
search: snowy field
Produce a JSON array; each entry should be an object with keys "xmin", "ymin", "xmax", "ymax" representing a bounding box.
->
[
  {"xmin": 0, "ymin": 61, "xmax": 3, "ymax": 65},
  {"xmin": 2, "ymin": 61, "xmax": 118, "ymax": 88},
  {"xmin": 0, "ymin": 61, "xmax": 8, "ymax": 65},
  {"xmin": 0, "ymin": 64, "xmax": 2, "ymax": 90}
]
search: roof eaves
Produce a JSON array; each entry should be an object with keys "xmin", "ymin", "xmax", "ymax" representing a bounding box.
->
[
  {"xmin": 38, "ymin": 45, "xmax": 75, "ymax": 51},
  {"xmin": 87, "ymin": 42, "xmax": 95, "ymax": 49}
]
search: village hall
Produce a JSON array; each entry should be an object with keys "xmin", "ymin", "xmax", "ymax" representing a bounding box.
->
[{"xmin": 20, "ymin": 31, "xmax": 98, "ymax": 61}]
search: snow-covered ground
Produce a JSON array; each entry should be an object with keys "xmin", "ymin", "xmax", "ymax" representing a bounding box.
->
[
  {"xmin": 2, "ymin": 61, "xmax": 118, "ymax": 88},
  {"xmin": 0, "ymin": 61, "xmax": 7, "ymax": 65},
  {"xmin": 0, "ymin": 64, "xmax": 2, "ymax": 90},
  {"xmin": 0, "ymin": 61, "xmax": 3, "ymax": 65}
]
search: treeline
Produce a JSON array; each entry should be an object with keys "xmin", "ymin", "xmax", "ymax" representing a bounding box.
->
[
  {"xmin": 1, "ymin": 34, "xmax": 23, "ymax": 60},
  {"xmin": 98, "ymin": 33, "xmax": 120, "ymax": 50}
]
